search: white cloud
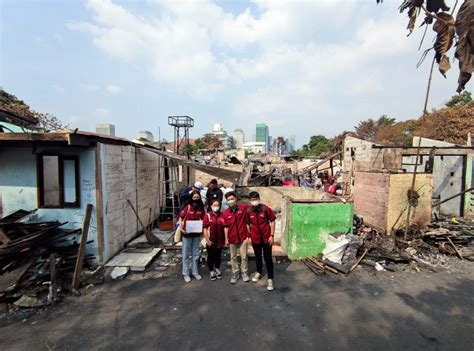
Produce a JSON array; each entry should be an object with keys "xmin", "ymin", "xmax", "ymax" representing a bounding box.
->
[
  {"xmin": 95, "ymin": 108, "xmax": 110, "ymax": 117},
  {"xmin": 81, "ymin": 83, "xmax": 101, "ymax": 92},
  {"xmin": 68, "ymin": 0, "xmax": 459, "ymax": 143},
  {"xmin": 106, "ymin": 84, "xmax": 121, "ymax": 93}
]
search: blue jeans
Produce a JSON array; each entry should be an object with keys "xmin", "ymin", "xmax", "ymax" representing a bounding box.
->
[{"xmin": 182, "ymin": 236, "xmax": 201, "ymax": 276}]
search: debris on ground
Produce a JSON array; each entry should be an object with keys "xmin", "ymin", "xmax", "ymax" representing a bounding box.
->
[
  {"xmin": 0, "ymin": 209, "xmax": 99, "ymax": 318},
  {"xmin": 110, "ymin": 267, "xmax": 129, "ymax": 280},
  {"xmin": 301, "ymin": 215, "xmax": 474, "ymax": 276}
]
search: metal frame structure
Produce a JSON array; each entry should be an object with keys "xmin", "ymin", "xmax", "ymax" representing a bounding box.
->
[{"xmin": 168, "ymin": 116, "xmax": 194, "ymax": 157}]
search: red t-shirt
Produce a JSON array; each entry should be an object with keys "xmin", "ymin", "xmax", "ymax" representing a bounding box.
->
[
  {"xmin": 222, "ymin": 204, "xmax": 250, "ymax": 244},
  {"xmin": 327, "ymin": 184, "xmax": 337, "ymax": 195},
  {"xmin": 180, "ymin": 205, "xmax": 205, "ymax": 238},
  {"xmin": 246, "ymin": 205, "xmax": 276, "ymax": 245},
  {"xmin": 203, "ymin": 212, "xmax": 226, "ymax": 248}
]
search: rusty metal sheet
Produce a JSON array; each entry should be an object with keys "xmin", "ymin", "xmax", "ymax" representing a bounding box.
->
[{"xmin": 137, "ymin": 145, "xmax": 244, "ymax": 184}]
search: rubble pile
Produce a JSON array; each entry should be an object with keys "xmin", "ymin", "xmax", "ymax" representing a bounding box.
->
[
  {"xmin": 301, "ymin": 216, "xmax": 474, "ymax": 276},
  {"xmin": 422, "ymin": 218, "xmax": 474, "ymax": 260},
  {"xmin": 0, "ymin": 210, "xmax": 95, "ymax": 314}
]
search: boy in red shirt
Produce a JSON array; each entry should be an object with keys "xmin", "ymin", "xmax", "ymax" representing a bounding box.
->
[
  {"xmin": 246, "ymin": 191, "xmax": 276, "ymax": 291},
  {"xmin": 222, "ymin": 191, "xmax": 250, "ymax": 284}
]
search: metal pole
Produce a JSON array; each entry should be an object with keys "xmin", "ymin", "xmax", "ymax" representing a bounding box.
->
[{"xmin": 423, "ymin": 56, "xmax": 436, "ymax": 116}]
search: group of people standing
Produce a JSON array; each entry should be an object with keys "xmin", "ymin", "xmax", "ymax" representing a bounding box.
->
[
  {"xmin": 299, "ymin": 171, "xmax": 340, "ymax": 195},
  {"xmin": 177, "ymin": 180, "xmax": 276, "ymax": 291}
]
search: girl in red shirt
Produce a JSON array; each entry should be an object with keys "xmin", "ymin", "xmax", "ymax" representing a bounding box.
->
[{"xmin": 203, "ymin": 199, "xmax": 226, "ymax": 281}]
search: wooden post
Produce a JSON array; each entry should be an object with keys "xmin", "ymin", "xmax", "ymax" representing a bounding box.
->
[
  {"xmin": 405, "ymin": 137, "xmax": 422, "ymax": 240},
  {"xmin": 72, "ymin": 203, "xmax": 93, "ymax": 290},
  {"xmin": 95, "ymin": 145, "xmax": 105, "ymax": 264},
  {"xmin": 49, "ymin": 253, "xmax": 57, "ymax": 301},
  {"xmin": 447, "ymin": 237, "xmax": 463, "ymax": 260}
]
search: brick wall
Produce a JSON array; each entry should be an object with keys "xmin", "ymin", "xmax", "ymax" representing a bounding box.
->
[
  {"xmin": 353, "ymin": 171, "xmax": 433, "ymax": 233},
  {"xmin": 353, "ymin": 172, "xmax": 390, "ymax": 232},
  {"xmin": 101, "ymin": 144, "xmax": 163, "ymax": 261},
  {"xmin": 343, "ymin": 136, "xmax": 402, "ymax": 195}
]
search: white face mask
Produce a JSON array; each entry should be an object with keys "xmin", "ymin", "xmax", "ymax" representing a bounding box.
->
[
  {"xmin": 212, "ymin": 206, "xmax": 220, "ymax": 212},
  {"xmin": 227, "ymin": 199, "xmax": 236, "ymax": 207},
  {"xmin": 250, "ymin": 200, "xmax": 260, "ymax": 207}
]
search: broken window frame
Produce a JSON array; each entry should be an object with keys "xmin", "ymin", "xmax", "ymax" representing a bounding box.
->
[{"xmin": 37, "ymin": 154, "xmax": 80, "ymax": 208}]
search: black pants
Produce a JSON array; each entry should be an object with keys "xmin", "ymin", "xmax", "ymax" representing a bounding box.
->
[
  {"xmin": 206, "ymin": 246, "xmax": 222, "ymax": 271},
  {"xmin": 252, "ymin": 242, "xmax": 273, "ymax": 279}
]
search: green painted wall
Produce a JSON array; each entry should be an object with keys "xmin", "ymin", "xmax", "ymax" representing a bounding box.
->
[{"xmin": 284, "ymin": 202, "xmax": 353, "ymax": 259}]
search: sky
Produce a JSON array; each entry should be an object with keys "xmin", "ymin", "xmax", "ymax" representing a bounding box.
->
[{"xmin": 0, "ymin": 0, "xmax": 469, "ymax": 147}]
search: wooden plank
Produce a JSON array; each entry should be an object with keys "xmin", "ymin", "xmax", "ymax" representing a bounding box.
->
[
  {"xmin": 105, "ymin": 248, "xmax": 162, "ymax": 272},
  {"xmin": 95, "ymin": 145, "xmax": 105, "ymax": 264},
  {"xmin": 0, "ymin": 132, "xmax": 69, "ymax": 142},
  {"xmin": 447, "ymin": 236, "xmax": 464, "ymax": 260},
  {"xmin": 349, "ymin": 249, "xmax": 368, "ymax": 273},
  {"xmin": 72, "ymin": 203, "xmax": 93, "ymax": 289}
]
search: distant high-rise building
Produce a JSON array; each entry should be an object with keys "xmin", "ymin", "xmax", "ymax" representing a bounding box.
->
[
  {"xmin": 256, "ymin": 123, "xmax": 270, "ymax": 150},
  {"xmin": 204, "ymin": 122, "xmax": 234, "ymax": 149},
  {"xmin": 268, "ymin": 136, "xmax": 273, "ymax": 152},
  {"xmin": 273, "ymin": 137, "xmax": 288, "ymax": 156},
  {"xmin": 288, "ymin": 135, "xmax": 296, "ymax": 152},
  {"xmin": 233, "ymin": 129, "xmax": 245, "ymax": 149},
  {"xmin": 96, "ymin": 124, "xmax": 115, "ymax": 137},
  {"xmin": 213, "ymin": 123, "xmax": 224, "ymax": 133}
]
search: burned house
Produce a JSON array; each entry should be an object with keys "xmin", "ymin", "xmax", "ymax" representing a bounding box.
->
[
  {"xmin": 342, "ymin": 136, "xmax": 474, "ymax": 233},
  {"xmin": 0, "ymin": 131, "xmax": 171, "ymax": 264}
]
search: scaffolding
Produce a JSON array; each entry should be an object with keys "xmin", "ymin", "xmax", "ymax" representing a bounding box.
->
[{"xmin": 168, "ymin": 116, "xmax": 194, "ymax": 157}]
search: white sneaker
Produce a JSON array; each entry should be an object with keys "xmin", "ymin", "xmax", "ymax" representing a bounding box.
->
[
  {"xmin": 215, "ymin": 269, "xmax": 223, "ymax": 279},
  {"xmin": 194, "ymin": 274, "xmax": 202, "ymax": 281},
  {"xmin": 183, "ymin": 275, "xmax": 191, "ymax": 283},
  {"xmin": 252, "ymin": 272, "xmax": 262, "ymax": 283},
  {"xmin": 242, "ymin": 272, "xmax": 250, "ymax": 282},
  {"xmin": 230, "ymin": 272, "xmax": 240, "ymax": 284},
  {"xmin": 210, "ymin": 271, "xmax": 217, "ymax": 281},
  {"xmin": 267, "ymin": 279, "xmax": 274, "ymax": 291}
]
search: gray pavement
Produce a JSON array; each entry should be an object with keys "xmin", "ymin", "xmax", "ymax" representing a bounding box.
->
[{"xmin": 1, "ymin": 258, "xmax": 473, "ymax": 351}]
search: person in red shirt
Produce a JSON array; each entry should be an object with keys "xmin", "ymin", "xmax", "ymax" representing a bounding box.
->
[
  {"xmin": 246, "ymin": 191, "xmax": 276, "ymax": 291},
  {"xmin": 203, "ymin": 199, "xmax": 226, "ymax": 281},
  {"xmin": 179, "ymin": 190, "xmax": 205, "ymax": 283},
  {"xmin": 326, "ymin": 179, "xmax": 337, "ymax": 195},
  {"xmin": 222, "ymin": 191, "xmax": 250, "ymax": 284}
]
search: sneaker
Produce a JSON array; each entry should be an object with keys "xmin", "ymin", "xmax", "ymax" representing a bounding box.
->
[
  {"xmin": 252, "ymin": 272, "xmax": 262, "ymax": 283},
  {"xmin": 183, "ymin": 275, "xmax": 191, "ymax": 283},
  {"xmin": 267, "ymin": 279, "xmax": 274, "ymax": 291},
  {"xmin": 242, "ymin": 272, "xmax": 250, "ymax": 282},
  {"xmin": 194, "ymin": 274, "xmax": 202, "ymax": 281},
  {"xmin": 230, "ymin": 272, "xmax": 240, "ymax": 284},
  {"xmin": 215, "ymin": 269, "xmax": 223, "ymax": 279},
  {"xmin": 210, "ymin": 271, "xmax": 217, "ymax": 281}
]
